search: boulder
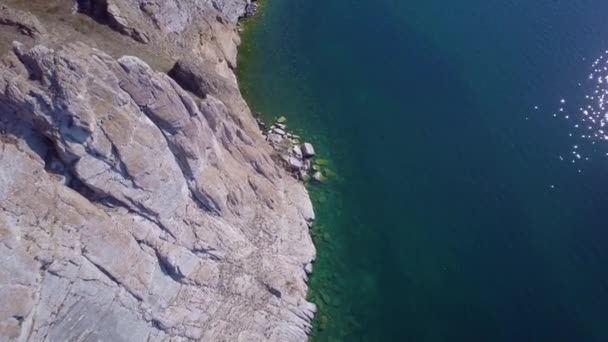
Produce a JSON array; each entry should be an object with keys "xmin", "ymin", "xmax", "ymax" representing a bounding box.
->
[
  {"xmin": 267, "ymin": 132, "xmax": 283, "ymax": 145},
  {"xmin": 273, "ymin": 128, "xmax": 286, "ymax": 136},
  {"xmin": 289, "ymin": 157, "xmax": 304, "ymax": 170},
  {"xmin": 302, "ymin": 143, "xmax": 315, "ymax": 158},
  {"xmin": 169, "ymin": 57, "xmax": 240, "ymax": 105},
  {"xmin": 292, "ymin": 145, "xmax": 303, "ymax": 158},
  {"xmin": 304, "ymin": 262, "xmax": 313, "ymax": 274}
]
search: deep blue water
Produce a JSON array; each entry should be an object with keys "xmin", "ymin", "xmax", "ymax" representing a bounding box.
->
[{"xmin": 238, "ymin": 1, "xmax": 608, "ymax": 341}]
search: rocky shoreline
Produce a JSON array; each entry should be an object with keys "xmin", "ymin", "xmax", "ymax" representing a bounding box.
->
[
  {"xmin": 257, "ymin": 115, "xmax": 328, "ymax": 183},
  {"xmin": 242, "ymin": 0, "xmax": 260, "ymax": 20},
  {"xmin": 0, "ymin": 1, "xmax": 316, "ymax": 341}
]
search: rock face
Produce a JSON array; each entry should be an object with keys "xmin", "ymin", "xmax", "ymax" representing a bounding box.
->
[{"xmin": 0, "ymin": 1, "xmax": 315, "ymax": 341}]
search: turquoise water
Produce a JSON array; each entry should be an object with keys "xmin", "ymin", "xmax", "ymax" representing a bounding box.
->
[{"xmin": 238, "ymin": 1, "xmax": 608, "ymax": 341}]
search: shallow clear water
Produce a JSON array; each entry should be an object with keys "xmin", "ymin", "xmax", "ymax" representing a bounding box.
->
[{"xmin": 238, "ymin": 1, "xmax": 608, "ymax": 341}]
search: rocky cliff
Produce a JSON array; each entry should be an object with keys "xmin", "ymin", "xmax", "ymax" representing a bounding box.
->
[{"xmin": 0, "ymin": 1, "xmax": 316, "ymax": 341}]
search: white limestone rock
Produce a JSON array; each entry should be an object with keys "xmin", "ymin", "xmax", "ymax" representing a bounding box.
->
[{"xmin": 0, "ymin": 37, "xmax": 315, "ymax": 342}]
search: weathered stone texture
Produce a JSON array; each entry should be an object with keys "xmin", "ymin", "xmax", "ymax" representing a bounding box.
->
[{"xmin": 0, "ymin": 1, "xmax": 315, "ymax": 341}]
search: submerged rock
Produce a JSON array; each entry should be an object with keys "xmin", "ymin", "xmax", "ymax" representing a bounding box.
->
[
  {"xmin": 324, "ymin": 168, "xmax": 337, "ymax": 178},
  {"xmin": 320, "ymin": 292, "xmax": 333, "ymax": 306},
  {"xmin": 313, "ymin": 171, "xmax": 326, "ymax": 182},
  {"xmin": 300, "ymin": 170, "xmax": 311, "ymax": 182},
  {"xmin": 319, "ymin": 315, "xmax": 329, "ymax": 331}
]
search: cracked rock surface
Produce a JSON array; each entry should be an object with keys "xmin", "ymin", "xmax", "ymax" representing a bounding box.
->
[{"xmin": 0, "ymin": 1, "xmax": 315, "ymax": 341}]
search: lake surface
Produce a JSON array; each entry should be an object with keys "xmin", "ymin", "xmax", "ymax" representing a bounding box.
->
[{"xmin": 237, "ymin": 1, "xmax": 608, "ymax": 341}]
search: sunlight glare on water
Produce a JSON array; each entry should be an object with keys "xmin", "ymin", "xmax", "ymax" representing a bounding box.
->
[{"xmin": 543, "ymin": 50, "xmax": 608, "ymax": 172}]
